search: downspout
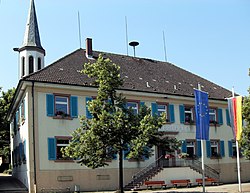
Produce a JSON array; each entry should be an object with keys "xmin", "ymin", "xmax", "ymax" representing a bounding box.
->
[{"xmin": 32, "ymin": 81, "xmax": 37, "ymax": 192}]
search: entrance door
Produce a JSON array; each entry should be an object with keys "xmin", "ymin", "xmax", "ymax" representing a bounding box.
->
[{"xmin": 157, "ymin": 146, "xmax": 176, "ymax": 167}]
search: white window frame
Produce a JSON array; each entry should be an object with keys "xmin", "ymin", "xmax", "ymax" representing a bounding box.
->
[
  {"xmin": 55, "ymin": 95, "xmax": 69, "ymax": 116},
  {"xmin": 209, "ymin": 108, "xmax": 217, "ymax": 123},
  {"xmin": 56, "ymin": 137, "xmax": 70, "ymax": 160},
  {"xmin": 184, "ymin": 106, "xmax": 194, "ymax": 123},
  {"xmin": 127, "ymin": 101, "xmax": 139, "ymax": 115},
  {"xmin": 157, "ymin": 103, "xmax": 169, "ymax": 120},
  {"xmin": 232, "ymin": 141, "xmax": 237, "ymax": 157},
  {"xmin": 210, "ymin": 140, "xmax": 219, "ymax": 157}
]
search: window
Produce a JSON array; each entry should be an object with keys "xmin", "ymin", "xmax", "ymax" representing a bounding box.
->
[
  {"xmin": 181, "ymin": 140, "xmax": 201, "ymax": 158},
  {"xmin": 38, "ymin": 57, "xmax": 42, "ymax": 70},
  {"xmin": 210, "ymin": 141, "xmax": 219, "ymax": 157},
  {"xmin": 20, "ymin": 100, "xmax": 25, "ymax": 124},
  {"xmin": 186, "ymin": 141, "xmax": 195, "ymax": 158},
  {"xmin": 22, "ymin": 57, "xmax": 25, "ymax": 77},
  {"xmin": 46, "ymin": 94, "xmax": 78, "ymax": 118},
  {"xmin": 127, "ymin": 101, "xmax": 139, "ymax": 115},
  {"xmin": 207, "ymin": 140, "xmax": 224, "ymax": 158},
  {"xmin": 48, "ymin": 137, "xmax": 72, "ymax": 160},
  {"xmin": 157, "ymin": 104, "xmax": 167, "ymax": 116},
  {"xmin": 152, "ymin": 103, "xmax": 175, "ymax": 123},
  {"xmin": 55, "ymin": 95, "xmax": 69, "ymax": 116},
  {"xmin": 56, "ymin": 137, "xmax": 70, "ymax": 160},
  {"xmin": 208, "ymin": 108, "xmax": 224, "ymax": 125},
  {"xmin": 209, "ymin": 108, "xmax": 217, "ymax": 123},
  {"xmin": 231, "ymin": 141, "xmax": 237, "ymax": 157},
  {"xmin": 229, "ymin": 140, "xmax": 239, "ymax": 157},
  {"xmin": 29, "ymin": 56, "xmax": 34, "ymax": 74},
  {"xmin": 184, "ymin": 106, "xmax": 194, "ymax": 123}
]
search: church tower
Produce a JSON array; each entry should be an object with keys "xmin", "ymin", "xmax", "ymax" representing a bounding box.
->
[{"xmin": 17, "ymin": 0, "xmax": 45, "ymax": 78}]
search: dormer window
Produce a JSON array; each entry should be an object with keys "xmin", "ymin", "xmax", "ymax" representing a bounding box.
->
[{"xmin": 29, "ymin": 56, "xmax": 34, "ymax": 74}]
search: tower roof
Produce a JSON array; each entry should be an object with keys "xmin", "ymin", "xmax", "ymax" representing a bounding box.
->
[{"xmin": 20, "ymin": 0, "xmax": 44, "ymax": 53}]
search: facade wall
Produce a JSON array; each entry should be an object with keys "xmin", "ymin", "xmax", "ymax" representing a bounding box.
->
[
  {"xmin": 36, "ymin": 168, "xmax": 140, "ymax": 192},
  {"xmin": 10, "ymin": 83, "xmax": 250, "ymax": 192},
  {"xmin": 10, "ymin": 91, "xmax": 30, "ymax": 187}
]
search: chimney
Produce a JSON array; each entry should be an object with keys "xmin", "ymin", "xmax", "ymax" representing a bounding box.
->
[{"xmin": 86, "ymin": 38, "xmax": 93, "ymax": 58}]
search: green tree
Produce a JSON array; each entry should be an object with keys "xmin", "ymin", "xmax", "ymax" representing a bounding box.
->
[
  {"xmin": 240, "ymin": 88, "xmax": 250, "ymax": 159},
  {"xmin": 63, "ymin": 55, "xmax": 179, "ymax": 192},
  {"xmin": 0, "ymin": 88, "xmax": 15, "ymax": 160}
]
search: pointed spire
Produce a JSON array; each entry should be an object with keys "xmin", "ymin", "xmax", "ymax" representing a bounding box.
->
[{"xmin": 20, "ymin": 0, "xmax": 44, "ymax": 53}]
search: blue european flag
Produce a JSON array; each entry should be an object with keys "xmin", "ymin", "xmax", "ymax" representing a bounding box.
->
[{"xmin": 194, "ymin": 89, "xmax": 210, "ymax": 140}]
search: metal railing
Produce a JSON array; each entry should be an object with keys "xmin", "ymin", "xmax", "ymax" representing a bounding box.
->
[
  {"xmin": 132, "ymin": 155, "xmax": 163, "ymax": 182},
  {"xmin": 185, "ymin": 159, "xmax": 220, "ymax": 179},
  {"xmin": 124, "ymin": 155, "xmax": 164, "ymax": 189},
  {"xmin": 125, "ymin": 156, "xmax": 220, "ymax": 190}
]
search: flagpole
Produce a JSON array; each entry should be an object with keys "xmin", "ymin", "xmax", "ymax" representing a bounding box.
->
[
  {"xmin": 236, "ymin": 140, "xmax": 242, "ymax": 192},
  {"xmin": 198, "ymin": 83, "xmax": 206, "ymax": 193},
  {"xmin": 232, "ymin": 88, "xmax": 242, "ymax": 192}
]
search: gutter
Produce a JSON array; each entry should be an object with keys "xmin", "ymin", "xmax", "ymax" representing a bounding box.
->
[{"xmin": 32, "ymin": 81, "xmax": 37, "ymax": 192}]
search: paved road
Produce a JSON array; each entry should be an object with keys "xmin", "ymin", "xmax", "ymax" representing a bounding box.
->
[
  {"xmin": 1, "ymin": 173, "xmax": 249, "ymax": 193},
  {"xmin": 0, "ymin": 174, "xmax": 28, "ymax": 193},
  {"xmin": 124, "ymin": 183, "xmax": 250, "ymax": 193}
]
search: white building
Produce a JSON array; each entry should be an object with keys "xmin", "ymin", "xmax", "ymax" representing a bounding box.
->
[{"xmin": 7, "ymin": 1, "xmax": 250, "ymax": 193}]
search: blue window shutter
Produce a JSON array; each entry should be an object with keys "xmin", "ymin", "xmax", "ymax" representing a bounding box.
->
[
  {"xmin": 179, "ymin": 105, "xmax": 185, "ymax": 124},
  {"xmin": 206, "ymin": 141, "xmax": 211, "ymax": 158},
  {"xmin": 217, "ymin": 108, "xmax": 223, "ymax": 125},
  {"xmin": 123, "ymin": 144, "xmax": 130, "ymax": 160},
  {"xmin": 168, "ymin": 104, "xmax": 175, "ymax": 123},
  {"xmin": 226, "ymin": 109, "xmax": 230, "ymax": 126},
  {"xmin": 143, "ymin": 146, "xmax": 150, "ymax": 160},
  {"xmin": 151, "ymin": 103, "xmax": 158, "ymax": 116},
  {"xmin": 220, "ymin": 140, "xmax": 225, "ymax": 157},
  {"xmin": 48, "ymin": 138, "xmax": 56, "ymax": 160},
  {"xmin": 70, "ymin": 96, "xmax": 78, "ymax": 118},
  {"xmin": 107, "ymin": 147, "xmax": 117, "ymax": 160},
  {"xmin": 46, "ymin": 94, "xmax": 54, "ymax": 117},
  {"xmin": 23, "ymin": 140, "xmax": 26, "ymax": 161},
  {"xmin": 86, "ymin": 97, "xmax": 93, "ymax": 119},
  {"xmin": 197, "ymin": 140, "xmax": 201, "ymax": 157},
  {"xmin": 19, "ymin": 143, "xmax": 22, "ymax": 161},
  {"xmin": 112, "ymin": 153, "xmax": 117, "ymax": 160},
  {"xmin": 14, "ymin": 112, "xmax": 18, "ymax": 133},
  {"xmin": 228, "ymin": 140, "xmax": 233, "ymax": 157},
  {"xmin": 140, "ymin": 101, "xmax": 145, "ymax": 113},
  {"xmin": 181, "ymin": 140, "xmax": 187, "ymax": 153},
  {"xmin": 23, "ymin": 99, "xmax": 25, "ymax": 119}
]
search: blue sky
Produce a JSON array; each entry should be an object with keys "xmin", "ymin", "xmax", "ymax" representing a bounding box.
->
[{"xmin": 0, "ymin": 0, "xmax": 249, "ymax": 95}]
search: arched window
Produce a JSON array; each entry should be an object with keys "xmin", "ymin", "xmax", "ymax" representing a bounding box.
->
[
  {"xmin": 29, "ymin": 56, "xmax": 34, "ymax": 74},
  {"xmin": 38, "ymin": 57, "xmax": 41, "ymax": 70},
  {"xmin": 22, "ymin": 57, "xmax": 25, "ymax": 77}
]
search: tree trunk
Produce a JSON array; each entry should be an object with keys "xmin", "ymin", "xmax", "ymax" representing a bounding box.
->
[{"xmin": 119, "ymin": 148, "xmax": 124, "ymax": 193}]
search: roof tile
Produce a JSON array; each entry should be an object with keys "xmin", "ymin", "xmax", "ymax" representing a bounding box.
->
[{"xmin": 23, "ymin": 49, "xmax": 232, "ymax": 100}]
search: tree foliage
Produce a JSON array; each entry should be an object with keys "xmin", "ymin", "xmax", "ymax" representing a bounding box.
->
[
  {"xmin": 240, "ymin": 88, "xmax": 250, "ymax": 159},
  {"xmin": 63, "ymin": 55, "xmax": 179, "ymax": 168},
  {"xmin": 0, "ymin": 87, "xmax": 15, "ymax": 157}
]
